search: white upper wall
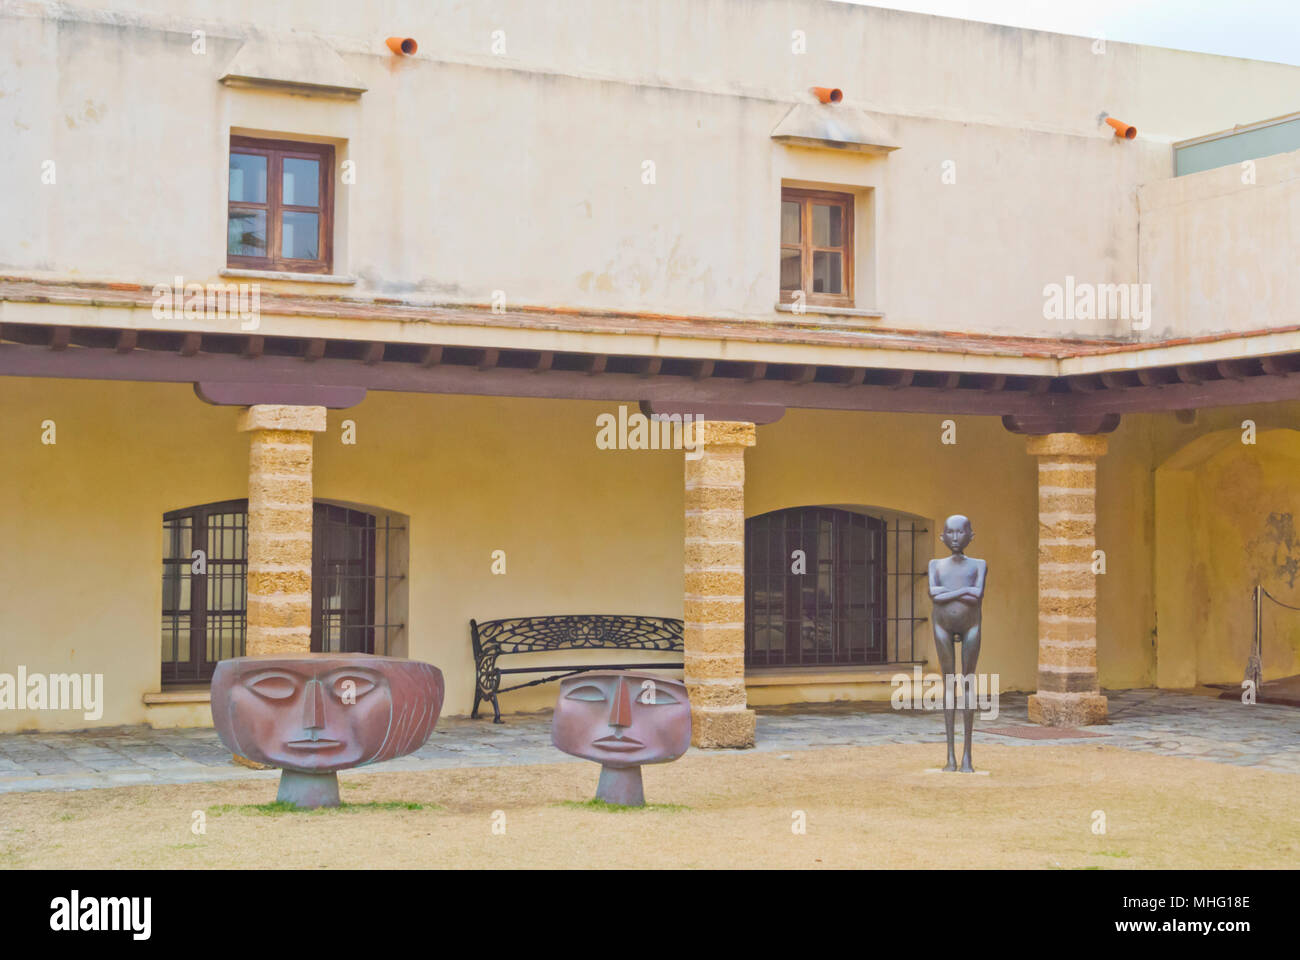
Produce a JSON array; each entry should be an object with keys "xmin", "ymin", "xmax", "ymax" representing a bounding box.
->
[{"xmin": 1, "ymin": 0, "xmax": 1297, "ymax": 340}]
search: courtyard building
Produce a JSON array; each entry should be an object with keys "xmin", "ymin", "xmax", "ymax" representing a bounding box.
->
[{"xmin": 2, "ymin": 0, "xmax": 1300, "ymax": 745}]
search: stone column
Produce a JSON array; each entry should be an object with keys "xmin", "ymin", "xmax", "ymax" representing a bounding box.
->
[
  {"xmin": 236, "ymin": 404, "xmax": 327, "ymax": 656},
  {"xmin": 683, "ymin": 420, "xmax": 757, "ymax": 748},
  {"xmin": 1026, "ymin": 433, "xmax": 1108, "ymax": 726}
]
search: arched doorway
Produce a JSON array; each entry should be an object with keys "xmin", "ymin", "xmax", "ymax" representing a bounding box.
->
[{"xmin": 1155, "ymin": 428, "xmax": 1300, "ymax": 687}]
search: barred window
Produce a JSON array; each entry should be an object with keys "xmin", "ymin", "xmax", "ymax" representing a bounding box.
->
[
  {"xmin": 160, "ymin": 500, "xmax": 404, "ymax": 684},
  {"xmin": 744, "ymin": 507, "xmax": 928, "ymax": 667}
]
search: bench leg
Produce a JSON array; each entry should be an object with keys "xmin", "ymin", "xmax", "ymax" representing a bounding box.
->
[
  {"xmin": 492, "ymin": 695, "xmax": 503, "ymax": 724},
  {"xmin": 471, "ymin": 687, "xmax": 482, "ymax": 720}
]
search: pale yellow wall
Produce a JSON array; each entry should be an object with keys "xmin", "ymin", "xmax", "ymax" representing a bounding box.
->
[
  {"xmin": 0, "ymin": 378, "xmax": 1179, "ymax": 730},
  {"xmin": 3, "ymin": 1, "xmax": 1298, "ymax": 338},
  {"xmin": 1155, "ymin": 418, "xmax": 1300, "ymax": 688}
]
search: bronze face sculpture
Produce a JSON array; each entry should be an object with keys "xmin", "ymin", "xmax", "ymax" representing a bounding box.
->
[
  {"xmin": 928, "ymin": 515, "xmax": 987, "ymax": 773},
  {"xmin": 552, "ymin": 671, "xmax": 691, "ymax": 806},
  {"xmin": 211, "ymin": 654, "xmax": 444, "ymax": 807}
]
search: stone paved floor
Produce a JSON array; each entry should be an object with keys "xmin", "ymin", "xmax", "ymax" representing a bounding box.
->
[{"xmin": 0, "ymin": 689, "xmax": 1296, "ymax": 794}]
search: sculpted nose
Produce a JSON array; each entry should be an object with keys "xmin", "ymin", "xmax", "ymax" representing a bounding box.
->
[
  {"xmin": 608, "ymin": 678, "xmax": 633, "ymax": 735},
  {"xmin": 303, "ymin": 679, "xmax": 326, "ymax": 735}
]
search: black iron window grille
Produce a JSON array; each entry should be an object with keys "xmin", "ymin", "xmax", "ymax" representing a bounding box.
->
[
  {"xmin": 311, "ymin": 503, "xmax": 405, "ymax": 655},
  {"xmin": 744, "ymin": 507, "xmax": 928, "ymax": 667},
  {"xmin": 162, "ymin": 501, "xmax": 248, "ymax": 684},
  {"xmin": 160, "ymin": 500, "xmax": 404, "ymax": 684}
]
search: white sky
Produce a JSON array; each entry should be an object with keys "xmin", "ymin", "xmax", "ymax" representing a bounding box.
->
[{"xmin": 836, "ymin": 0, "xmax": 1300, "ymax": 65}]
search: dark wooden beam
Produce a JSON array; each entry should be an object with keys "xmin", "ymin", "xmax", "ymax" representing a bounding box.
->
[
  {"xmin": 745, "ymin": 362, "xmax": 767, "ymax": 382},
  {"xmin": 1216, "ymin": 359, "xmax": 1256, "ymax": 380},
  {"xmin": 532, "ymin": 350, "xmax": 554, "ymax": 373},
  {"xmin": 195, "ymin": 382, "xmax": 366, "ymax": 409},
  {"xmin": 114, "ymin": 330, "xmax": 138, "ymax": 354},
  {"xmin": 1136, "ymin": 367, "xmax": 1170, "ymax": 387},
  {"xmin": 49, "ymin": 326, "xmax": 72, "ymax": 351},
  {"xmin": 691, "ymin": 359, "xmax": 715, "ymax": 380},
  {"xmin": 1260, "ymin": 355, "xmax": 1300, "ymax": 377},
  {"xmin": 477, "ymin": 347, "xmax": 499, "ymax": 371},
  {"xmin": 639, "ymin": 400, "xmax": 785, "ymax": 425},
  {"xmin": 1175, "ymin": 365, "xmax": 1203, "ymax": 385},
  {"xmin": 583, "ymin": 354, "xmax": 607, "ymax": 376},
  {"xmin": 241, "ymin": 336, "xmax": 264, "ymax": 359},
  {"xmin": 361, "ymin": 342, "xmax": 385, "ymax": 365},
  {"xmin": 637, "ymin": 357, "xmax": 662, "ymax": 378},
  {"xmin": 1003, "ymin": 413, "xmax": 1121, "ymax": 436},
  {"xmin": 180, "ymin": 332, "xmax": 202, "ymax": 357},
  {"xmin": 842, "ymin": 368, "xmax": 867, "ymax": 387},
  {"xmin": 420, "ymin": 345, "xmax": 443, "ymax": 367}
]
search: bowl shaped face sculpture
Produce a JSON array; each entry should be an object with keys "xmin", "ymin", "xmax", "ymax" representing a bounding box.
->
[
  {"xmin": 551, "ymin": 671, "xmax": 691, "ymax": 769},
  {"xmin": 210, "ymin": 654, "xmax": 444, "ymax": 773}
]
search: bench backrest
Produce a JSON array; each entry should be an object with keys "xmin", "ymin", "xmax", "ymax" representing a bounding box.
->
[{"xmin": 471, "ymin": 615, "xmax": 683, "ymax": 658}]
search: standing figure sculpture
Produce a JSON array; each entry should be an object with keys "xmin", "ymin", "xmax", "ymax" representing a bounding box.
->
[{"xmin": 928, "ymin": 515, "xmax": 987, "ymax": 773}]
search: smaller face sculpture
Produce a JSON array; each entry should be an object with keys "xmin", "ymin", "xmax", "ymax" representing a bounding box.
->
[
  {"xmin": 940, "ymin": 514, "xmax": 973, "ymax": 554},
  {"xmin": 211, "ymin": 655, "xmax": 443, "ymax": 773},
  {"xmin": 552, "ymin": 671, "xmax": 691, "ymax": 769}
]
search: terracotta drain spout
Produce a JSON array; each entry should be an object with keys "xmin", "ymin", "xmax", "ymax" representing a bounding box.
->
[
  {"xmin": 1105, "ymin": 116, "xmax": 1137, "ymax": 139},
  {"xmin": 811, "ymin": 86, "xmax": 843, "ymax": 104},
  {"xmin": 386, "ymin": 37, "xmax": 418, "ymax": 56}
]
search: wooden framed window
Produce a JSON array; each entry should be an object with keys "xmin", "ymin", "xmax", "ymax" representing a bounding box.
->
[
  {"xmin": 779, "ymin": 188, "xmax": 854, "ymax": 307},
  {"xmin": 227, "ymin": 136, "xmax": 334, "ymax": 274}
]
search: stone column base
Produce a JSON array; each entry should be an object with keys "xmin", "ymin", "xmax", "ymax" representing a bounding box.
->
[
  {"xmin": 1028, "ymin": 692, "xmax": 1108, "ymax": 726},
  {"xmin": 691, "ymin": 707, "xmax": 756, "ymax": 749}
]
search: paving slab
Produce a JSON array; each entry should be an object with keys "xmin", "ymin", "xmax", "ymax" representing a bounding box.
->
[{"xmin": 0, "ymin": 688, "xmax": 1296, "ymax": 794}]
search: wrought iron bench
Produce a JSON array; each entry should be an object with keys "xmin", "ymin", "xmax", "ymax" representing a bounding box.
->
[{"xmin": 469, "ymin": 614, "xmax": 684, "ymax": 723}]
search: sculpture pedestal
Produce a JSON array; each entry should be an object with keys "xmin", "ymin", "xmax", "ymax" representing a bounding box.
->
[
  {"xmin": 595, "ymin": 765, "xmax": 645, "ymax": 807},
  {"xmin": 277, "ymin": 769, "xmax": 341, "ymax": 808}
]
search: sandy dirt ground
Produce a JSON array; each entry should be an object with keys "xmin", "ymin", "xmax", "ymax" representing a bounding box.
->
[{"xmin": 2, "ymin": 743, "xmax": 1296, "ymax": 869}]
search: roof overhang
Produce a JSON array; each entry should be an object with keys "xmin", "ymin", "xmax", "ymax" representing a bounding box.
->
[{"xmin": 4, "ymin": 277, "xmax": 1300, "ymax": 434}]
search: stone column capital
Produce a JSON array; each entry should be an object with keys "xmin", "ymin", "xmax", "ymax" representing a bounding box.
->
[
  {"xmin": 687, "ymin": 419, "xmax": 757, "ymax": 450},
  {"xmin": 1025, "ymin": 432, "xmax": 1108, "ymax": 459},
  {"xmin": 237, "ymin": 404, "xmax": 328, "ymax": 434}
]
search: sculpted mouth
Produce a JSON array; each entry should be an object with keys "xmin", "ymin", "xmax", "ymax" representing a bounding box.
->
[
  {"xmin": 286, "ymin": 739, "xmax": 343, "ymax": 750},
  {"xmin": 592, "ymin": 735, "xmax": 644, "ymax": 751}
]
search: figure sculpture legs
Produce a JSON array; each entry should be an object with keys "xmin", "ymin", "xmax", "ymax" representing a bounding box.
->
[{"xmin": 934, "ymin": 625, "xmax": 981, "ymax": 773}]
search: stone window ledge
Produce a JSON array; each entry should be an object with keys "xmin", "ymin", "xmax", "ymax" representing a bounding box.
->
[
  {"xmin": 220, "ymin": 268, "xmax": 357, "ymax": 285},
  {"xmin": 774, "ymin": 303, "xmax": 885, "ymax": 320},
  {"xmin": 746, "ymin": 662, "xmax": 926, "ymax": 686},
  {"xmin": 143, "ymin": 686, "xmax": 211, "ymax": 705}
]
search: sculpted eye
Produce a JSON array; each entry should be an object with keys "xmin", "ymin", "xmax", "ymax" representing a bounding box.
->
[
  {"xmin": 640, "ymin": 688, "xmax": 679, "ymax": 705},
  {"xmin": 247, "ymin": 675, "xmax": 296, "ymax": 700},
  {"xmin": 565, "ymin": 684, "xmax": 607, "ymax": 702},
  {"xmin": 333, "ymin": 675, "xmax": 376, "ymax": 700}
]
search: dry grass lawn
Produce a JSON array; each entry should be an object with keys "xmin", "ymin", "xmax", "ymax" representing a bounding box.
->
[{"xmin": 2, "ymin": 743, "xmax": 1296, "ymax": 869}]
